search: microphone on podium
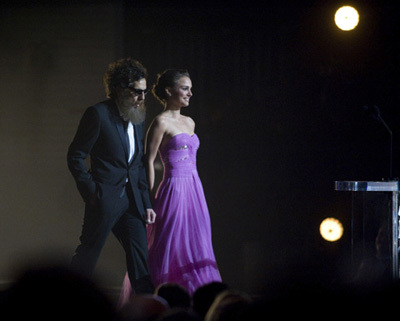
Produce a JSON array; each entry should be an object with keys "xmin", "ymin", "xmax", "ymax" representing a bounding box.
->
[{"xmin": 363, "ymin": 105, "xmax": 393, "ymax": 180}]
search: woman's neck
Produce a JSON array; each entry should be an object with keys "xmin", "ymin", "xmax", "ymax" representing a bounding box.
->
[{"xmin": 163, "ymin": 105, "xmax": 181, "ymax": 118}]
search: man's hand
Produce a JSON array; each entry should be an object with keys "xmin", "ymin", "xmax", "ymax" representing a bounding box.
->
[{"xmin": 145, "ymin": 209, "xmax": 156, "ymax": 224}]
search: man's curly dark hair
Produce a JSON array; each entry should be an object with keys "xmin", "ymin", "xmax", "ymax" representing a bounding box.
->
[{"xmin": 103, "ymin": 57, "xmax": 148, "ymax": 99}]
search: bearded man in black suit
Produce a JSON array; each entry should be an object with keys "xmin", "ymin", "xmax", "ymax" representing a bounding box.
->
[{"xmin": 67, "ymin": 58, "xmax": 156, "ymax": 294}]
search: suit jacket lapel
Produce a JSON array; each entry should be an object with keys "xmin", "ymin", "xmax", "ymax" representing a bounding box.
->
[
  {"xmin": 110, "ymin": 102, "xmax": 129, "ymax": 161},
  {"xmin": 118, "ymin": 120, "xmax": 130, "ymax": 161},
  {"xmin": 129, "ymin": 122, "xmax": 144, "ymax": 165}
]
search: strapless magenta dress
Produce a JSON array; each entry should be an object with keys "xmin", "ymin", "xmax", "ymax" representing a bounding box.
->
[{"xmin": 119, "ymin": 133, "xmax": 221, "ymax": 306}]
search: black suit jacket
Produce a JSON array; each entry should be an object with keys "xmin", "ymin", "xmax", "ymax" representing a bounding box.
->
[{"xmin": 67, "ymin": 99, "xmax": 152, "ymax": 217}]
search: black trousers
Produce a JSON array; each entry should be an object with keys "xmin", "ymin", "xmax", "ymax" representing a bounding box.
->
[{"xmin": 71, "ymin": 184, "xmax": 154, "ymax": 294}]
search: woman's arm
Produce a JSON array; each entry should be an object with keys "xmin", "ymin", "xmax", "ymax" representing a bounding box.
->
[{"xmin": 145, "ymin": 116, "xmax": 167, "ymax": 195}]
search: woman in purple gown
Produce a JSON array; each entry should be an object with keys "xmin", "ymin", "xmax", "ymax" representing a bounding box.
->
[{"xmin": 119, "ymin": 69, "xmax": 221, "ymax": 306}]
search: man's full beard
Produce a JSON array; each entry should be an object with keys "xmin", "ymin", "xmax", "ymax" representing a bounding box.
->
[{"xmin": 118, "ymin": 100, "xmax": 146, "ymax": 124}]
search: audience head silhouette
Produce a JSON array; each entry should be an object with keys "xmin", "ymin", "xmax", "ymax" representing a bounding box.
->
[
  {"xmin": 1, "ymin": 264, "xmax": 117, "ymax": 320},
  {"xmin": 155, "ymin": 283, "xmax": 191, "ymax": 309}
]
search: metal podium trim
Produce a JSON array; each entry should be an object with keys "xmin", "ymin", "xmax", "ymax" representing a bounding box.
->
[{"xmin": 335, "ymin": 180, "xmax": 399, "ymax": 192}]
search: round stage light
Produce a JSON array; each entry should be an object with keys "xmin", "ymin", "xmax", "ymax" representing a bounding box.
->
[
  {"xmin": 334, "ymin": 6, "xmax": 359, "ymax": 31},
  {"xmin": 320, "ymin": 217, "xmax": 344, "ymax": 242}
]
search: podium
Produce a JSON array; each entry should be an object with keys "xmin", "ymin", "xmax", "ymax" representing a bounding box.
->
[{"xmin": 335, "ymin": 181, "xmax": 399, "ymax": 281}]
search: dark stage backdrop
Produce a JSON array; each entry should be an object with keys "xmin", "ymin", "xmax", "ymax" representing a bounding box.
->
[{"xmin": 0, "ymin": 0, "xmax": 399, "ymax": 293}]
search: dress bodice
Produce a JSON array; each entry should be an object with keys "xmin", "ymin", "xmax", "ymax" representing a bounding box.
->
[{"xmin": 159, "ymin": 133, "xmax": 199, "ymax": 177}]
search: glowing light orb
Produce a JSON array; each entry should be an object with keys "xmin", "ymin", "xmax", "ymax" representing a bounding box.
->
[
  {"xmin": 334, "ymin": 6, "xmax": 359, "ymax": 31},
  {"xmin": 320, "ymin": 217, "xmax": 344, "ymax": 242}
]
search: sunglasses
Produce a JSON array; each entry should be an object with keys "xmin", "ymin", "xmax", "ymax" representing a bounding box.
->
[
  {"xmin": 127, "ymin": 86, "xmax": 150, "ymax": 96},
  {"xmin": 120, "ymin": 82, "xmax": 150, "ymax": 96}
]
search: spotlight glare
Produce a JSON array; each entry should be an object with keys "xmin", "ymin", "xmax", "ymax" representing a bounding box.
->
[
  {"xmin": 320, "ymin": 217, "xmax": 344, "ymax": 242},
  {"xmin": 334, "ymin": 6, "xmax": 359, "ymax": 31}
]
